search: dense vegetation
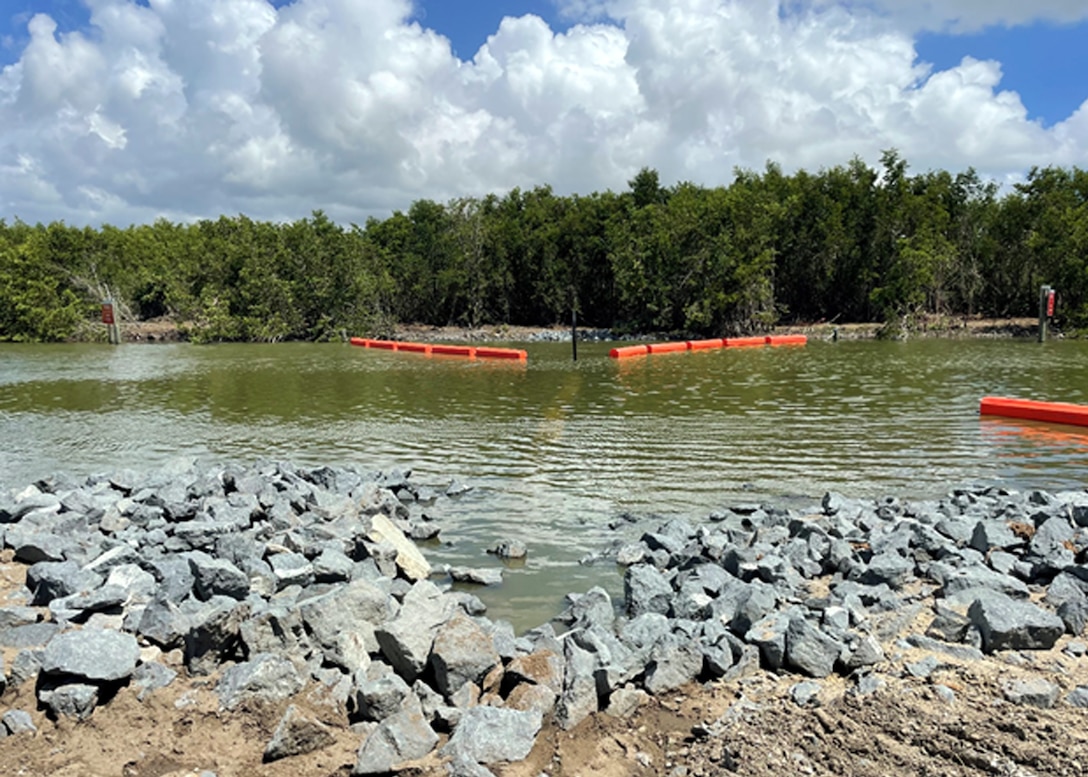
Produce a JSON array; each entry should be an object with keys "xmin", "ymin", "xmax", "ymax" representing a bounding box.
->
[{"xmin": 1, "ymin": 152, "xmax": 1086, "ymax": 343}]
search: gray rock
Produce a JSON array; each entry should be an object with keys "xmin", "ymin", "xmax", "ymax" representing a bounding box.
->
[
  {"xmin": 301, "ymin": 579, "xmax": 392, "ymax": 670},
  {"xmin": 133, "ymin": 661, "xmax": 178, "ymax": 700},
  {"xmin": 785, "ymin": 617, "xmax": 842, "ymax": 678},
  {"xmin": 25, "ymin": 561, "xmax": 101, "ymax": 605},
  {"xmin": 624, "ymin": 564, "xmax": 673, "ymax": 618},
  {"xmin": 217, "ymin": 653, "xmax": 304, "ymax": 710},
  {"xmin": 1, "ymin": 709, "xmax": 36, "ymax": 736},
  {"xmin": 605, "ymin": 686, "xmax": 648, "ymax": 718},
  {"xmin": 561, "ymin": 587, "xmax": 615, "ymax": 630},
  {"xmin": 969, "ymin": 520, "xmax": 1021, "ymax": 553},
  {"xmin": 0, "ymin": 606, "xmax": 40, "ymax": 629},
  {"xmin": 489, "ymin": 539, "xmax": 527, "ymax": 560},
  {"xmin": 353, "ymin": 662, "xmax": 417, "ymax": 721},
  {"xmin": 856, "ymin": 552, "xmax": 915, "ymax": 590},
  {"xmin": 189, "ymin": 553, "xmax": 250, "ymax": 601},
  {"xmin": 1003, "ymin": 678, "xmax": 1060, "ymax": 708},
  {"xmin": 10, "ymin": 649, "xmax": 42, "ymax": 685},
  {"xmin": 264, "ymin": 704, "xmax": 336, "ymax": 762},
  {"xmin": 269, "ymin": 551, "xmax": 315, "ymax": 590},
  {"xmin": 375, "ymin": 581, "xmax": 456, "ymax": 682},
  {"xmin": 643, "ymin": 636, "xmax": 702, "ymax": 694},
  {"xmin": 505, "ymin": 650, "xmax": 564, "ymax": 696},
  {"xmin": 448, "ymin": 567, "xmax": 503, "ymax": 586},
  {"xmin": 842, "ymin": 634, "xmax": 885, "ymax": 670},
  {"xmin": 313, "ymin": 547, "xmax": 355, "ymax": 583},
  {"xmin": 1065, "ymin": 686, "xmax": 1088, "ymax": 708},
  {"xmin": 0, "ymin": 622, "xmax": 59, "ymax": 649},
  {"xmin": 554, "ymin": 639, "xmax": 598, "ymax": 730},
  {"xmin": 906, "ymin": 656, "xmax": 940, "ymax": 679},
  {"xmin": 137, "ymin": 592, "xmax": 191, "ymax": 649},
  {"xmin": 745, "ymin": 612, "xmax": 791, "ymax": 671},
  {"xmin": 41, "ymin": 628, "xmax": 139, "ymax": 682},
  {"xmin": 790, "ymin": 681, "xmax": 822, "ymax": 706},
  {"xmin": 931, "ymin": 563, "xmax": 1030, "ymax": 601},
  {"xmin": 148, "ymin": 557, "xmax": 195, "ymax": 602},
  {"xmin": 442, "ymin": 706, "xmax": 542, "ymax": 765},
  {"xmin": 430, "ymin": 612, "xmax": 500, "ymax": 698},
  {"xmin": 184, "ymin": 597, "xmax": 249, "ymax": 674},
  {"xmin": 40, "ymin": 682, "xmax": 99, "ymax": 720},
  {"xmin": 353, "ymin": 709, "xmax": 439, "ymax": 775},
  {"xmin": 968, "ymin": 592, "xmax": 1064, "ymax": 653}
]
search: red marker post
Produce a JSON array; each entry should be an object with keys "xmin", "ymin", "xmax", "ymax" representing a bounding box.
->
[{"xmin": 102, "ymin": 300, "xmax": 120, "ymax": 344}]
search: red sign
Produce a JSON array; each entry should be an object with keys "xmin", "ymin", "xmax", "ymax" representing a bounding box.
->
[
  {"xmin": 1047, "ymin": 290, "xmax": 1056, "ymax": 317},
  {"xmin": 101, "ymin": 303, "xmax": 115, "ymax": 325}
]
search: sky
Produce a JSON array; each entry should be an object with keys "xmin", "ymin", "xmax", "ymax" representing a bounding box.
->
[{"xmin": 1, "ymin": 0, "xmax": 1087, "ymax": 228}]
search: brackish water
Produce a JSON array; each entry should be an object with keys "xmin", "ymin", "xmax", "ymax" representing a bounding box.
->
[{"xmin": 1, "ymin": 338, "xmax": 1087, "ymax": 627}]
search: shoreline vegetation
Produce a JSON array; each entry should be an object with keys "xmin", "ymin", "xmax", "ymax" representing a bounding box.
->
[
  {"xmin": 2, "ymin": 154, "xmax": 1086, "ymax": 345},
  {"xmin": 0, "ymin": 461, "xmax": 1087, "ymax": 775}
]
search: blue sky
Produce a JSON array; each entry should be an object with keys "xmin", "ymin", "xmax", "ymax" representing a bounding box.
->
[{"xmin": 1, "ymin": 1, "xmax": 1087, "ymax": 226}]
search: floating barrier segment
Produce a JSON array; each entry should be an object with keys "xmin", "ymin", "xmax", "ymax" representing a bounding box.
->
[
  {"xmin": 474, "ymin": 346, "xmax": 528, "ymax": 361},
  {"xmin": 610, "ymin": 345, "xmax": 650, "ymax": 359},
  {"xmin": 430, "ymin": 344, "xmax": 476, "ymax": 358},
  {"xmin": 609, "ymin": 333, "xmax": 809, "ymax": 359},
  {"xmin": 397, "ymin": 342, "xmax": 432, "ymax": 355},
  {"xmin": 349, "ymin": 338, "xmax": 527, "ymax": 361},
  {"xmin": 723, "ymin": 336, "xmax": 766, "ymax": 348},
  {"xmin": 766, "ymin": 335, "xmax": 808, "ymax": 346},
  {"xmin": 688, "ymin": 338, "xmax": 726, "ymax": 351},
  {"xmin": 980, "ymin": 396, "xmax": 1088, "ymax": 429},
  {"xmin": 647, "ymin": 341, "xmax": 689, "ymax": 354}
]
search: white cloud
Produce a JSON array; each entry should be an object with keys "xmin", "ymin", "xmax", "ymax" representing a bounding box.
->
[{"xmin": 0, "ymin": 0, "xmax": 1086, "ymax": 227}]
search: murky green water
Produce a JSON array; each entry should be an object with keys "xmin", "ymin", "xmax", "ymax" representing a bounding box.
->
[{"xmin": 2, "ymin": 337, "xmax": 1087, "ymax": 628}]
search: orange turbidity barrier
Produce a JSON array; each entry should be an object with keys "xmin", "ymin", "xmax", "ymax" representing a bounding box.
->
[
  {"xmin": 980, "ymin": 397, "xmax": 1088, "ymax": 429},
  {"xmin": 724, "ymin": 337, "xmax": 766, "ymax": 348},
  {"xmin": 609, "ymin": 345, "xmax": 650, "ymax": 359},
  {"xmin": 430, "ymin": 344, "xmax": 476, "ymax": 358},
  {"xmin": 369, "ymin": 340, "xmax": 398, "ymax": 350},
  {"xmin": 688, "ymin": 338, "xmax": 726, "ymax": 351},
  {"xmin": 475, "ymin": 346, "xmax": 528, "ymax": 361},
  {"xmin": 646, "ymin": 341, "xmax": 689, "ymax": 354},
  {"xmin": 766, "ymin": 335, "xmax": 808, "ymax": 346},
  {"xmin": 397, "ymin": 342, "xmax": 432, "ymax": 354}
]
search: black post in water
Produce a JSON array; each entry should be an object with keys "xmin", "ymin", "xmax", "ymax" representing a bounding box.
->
[
  {"xmin": 1039, "ymin": 284, "xmax": 1051, "ymax": 343},
  {"xmin": 571, "ymin": 306, "xmax": 578, "ymax": 362}
]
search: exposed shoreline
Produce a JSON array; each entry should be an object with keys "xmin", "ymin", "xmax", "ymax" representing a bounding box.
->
[
  {"xmin": 112, "ymin": 315, "xmax": 1048, "ymax": 344},
  {"xmin": 1, "ymin": 461, "xmax": 1087, "ymax": 775}
]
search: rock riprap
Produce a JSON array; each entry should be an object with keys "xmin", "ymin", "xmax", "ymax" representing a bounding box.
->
[{"xmin": 1, "ymin": 462, "xmax": 1087, "ymax": 775}]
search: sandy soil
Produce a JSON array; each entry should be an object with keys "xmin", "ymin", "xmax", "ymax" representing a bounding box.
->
[{"xmin": 3, "ymin": 551, "xmax": 1087, "ymax": 777}]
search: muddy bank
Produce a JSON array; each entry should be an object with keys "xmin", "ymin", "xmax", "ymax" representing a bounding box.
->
[{"xmin": 112, "ymin": 316, "xmax": 1049, "ymax": 344}]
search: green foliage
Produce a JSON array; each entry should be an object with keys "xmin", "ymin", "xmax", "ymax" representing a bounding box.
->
[{"xmin": 1, "ymin": 156, "xmax": 1087, "ymax": 342}]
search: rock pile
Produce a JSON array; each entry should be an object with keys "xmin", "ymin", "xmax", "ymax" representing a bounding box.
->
[{"xmin": 1, "ymin": 460, "xmax": 1087, "ymax": 775}]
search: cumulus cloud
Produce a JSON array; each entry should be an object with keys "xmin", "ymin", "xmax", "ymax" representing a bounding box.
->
[{"xmin": 0, "ymin": 0, "xmax": 1086, "ymax": 227}]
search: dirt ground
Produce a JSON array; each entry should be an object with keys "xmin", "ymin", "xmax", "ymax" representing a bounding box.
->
[
  {"xmin": 115, "ymin": 315, "xmax": 1049, "ymax": 344},
  {"xmin": 4, "ymin": 550, "xmax": 1088, "ymax": 777}
]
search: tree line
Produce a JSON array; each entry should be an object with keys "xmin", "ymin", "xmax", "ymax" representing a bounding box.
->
[{"xmin": 1, "ymin": 151, "xmax": 1086, "ymax": 343}]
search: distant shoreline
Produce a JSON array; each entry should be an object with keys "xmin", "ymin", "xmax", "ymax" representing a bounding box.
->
[{"xmin": 112, "ymin": 315, "xmax": 1047, "ymax": 344}]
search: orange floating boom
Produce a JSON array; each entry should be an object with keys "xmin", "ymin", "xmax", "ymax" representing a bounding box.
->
[
  {"xmin": 396, "ymin": 342, "xmax": 431, "ymax": 354},
  {"xmin": 724, "ymin": 337, "xmax": 766, "ymax": 348},
  {"xmin": 766, "ymin": 335, "xmax": 808, "ymax": 346},
  {"xmin": 369, "ymin": 340, "xmax": 398, "ymax": 350},
  {"xmin": 431, "ymin": 344, "xmax": 476, "ymax": 358},
  {"xmin": 688, "ymin": 338, "xmax": 726, "ymax": 351},
  {"xmin": 980, "ymin": 397, "xmax": 1088, "ymax": 429},
  {"xmin": 646, "ymin": 341, "xmax": 689, "ymax": 354},
  {"xmin": 475, "ymin": 346, "xmax": 528, "ymax": 360},
  {"xmin": 610, "ymin": 345, "xmax": 650, "ymax": 359}
]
